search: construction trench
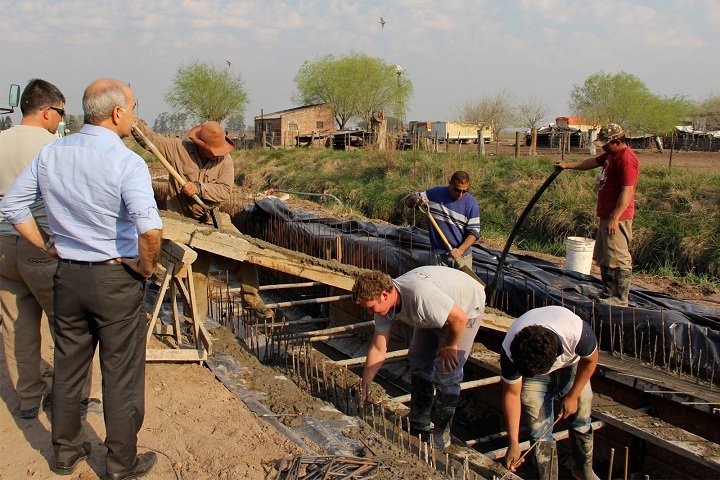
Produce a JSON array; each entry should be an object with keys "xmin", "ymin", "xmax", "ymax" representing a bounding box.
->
[{"xmin": 152, "ymin": 196, "xmax": 720, "ymax": 480}]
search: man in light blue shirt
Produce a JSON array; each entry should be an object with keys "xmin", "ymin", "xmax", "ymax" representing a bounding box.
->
[{"xmin": 0, "ymin": 78, "xmax": 162, "ymax": 479}]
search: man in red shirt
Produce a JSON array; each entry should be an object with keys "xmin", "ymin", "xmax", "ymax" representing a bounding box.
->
[{"xmin": 557, "ymin": 124, "xmax": 639, "ymax": 306}]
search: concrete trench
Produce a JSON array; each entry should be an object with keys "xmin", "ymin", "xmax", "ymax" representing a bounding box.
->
[
  {"xmin": 154, "ymin": 198, "xmax": 720, "ymax": 479},
  {"xmin": 197, "ymin": 263, "xmax": 720, "ymax": 480}
]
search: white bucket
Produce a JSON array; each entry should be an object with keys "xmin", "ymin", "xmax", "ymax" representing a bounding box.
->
[{"xmin": 565, "ymin": 236, "xmax": 595, "ymax": 275}]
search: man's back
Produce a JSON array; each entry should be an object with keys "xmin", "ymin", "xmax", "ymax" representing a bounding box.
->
[
  {"xmin": 2, "ymin": 124, "xmax": 158, "ymax": 261},
  {"xmin": 0, "ymin": 125, "xmax": 57, "ymax": 237},
  {"xmin": 0, "ymin": 125, "xmax": 57, "ymax": 193}
]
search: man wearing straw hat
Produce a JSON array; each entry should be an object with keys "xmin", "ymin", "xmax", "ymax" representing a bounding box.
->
[
  {"xmin": 133, "ymin": 120, "xmax": 272, "ymax": 321},
  {"xmin": 557, "ymin": 123, "xmax": 639, "ymax": 307}
]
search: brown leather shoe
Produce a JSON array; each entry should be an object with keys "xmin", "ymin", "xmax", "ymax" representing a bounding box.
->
[
  {"xmin": 104, "ymin": 451, "xmax": 157, "ymax": 480},
  {"xmin": 51, "ymin": 442, "xmax": 91, "ymax": 475}
]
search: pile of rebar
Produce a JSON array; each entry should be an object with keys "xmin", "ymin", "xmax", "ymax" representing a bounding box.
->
[{"xmin": 277, "ymin": 455, "xmax": 383, "ymax": 479}]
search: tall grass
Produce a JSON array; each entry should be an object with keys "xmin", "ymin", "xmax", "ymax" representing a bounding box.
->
[{"xmin": 228, "ymin": 148, "xmax": 719, "ymax": 280}]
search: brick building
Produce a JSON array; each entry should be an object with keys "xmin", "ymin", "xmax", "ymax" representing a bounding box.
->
[{"xmin": 254, "ymin": 103, "xmax": 335, "ymax": 147}]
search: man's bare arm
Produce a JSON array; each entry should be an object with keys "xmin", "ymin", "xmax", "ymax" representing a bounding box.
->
[
  {"xmin": 502, "ymin": 380, "xmax": 524, "ymax": 471},
  {"xmin": 438, "ymin": 304, "xmax": 468, "ymax": 371},
  {"xmin": 361, "ymin": 330, "xmax": 391, "ymax": 404},
  {"xmin": 556, "ymin": 157, "xmax": 601, "ymax": 171},
  {"xmin": 122, "ymin": 228, "xmax": 162, "ymax": 278},
  {"xmin": 13, "ymin": 218, "xmax": 50, "ymax": 250}
]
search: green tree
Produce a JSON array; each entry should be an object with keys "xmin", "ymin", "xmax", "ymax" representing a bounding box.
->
[
  {"xmin": 643, "ymin": 95, "xmax": 694, "ymax": 136},
  {"xmin": 697, "ymin": 95, "xmax": 720, "ymax": 130},
  {"xmin": 569, "ymin": 71, "xmax": 692, "ymax": 134},
  {"xmin": 165, "ymin": 61, "xmax": 248, "ymax": 122},
  {"xmin": 153, "ymin": 112, "xmax": 170, "ymax": 134},
  {"xmin": 293, "ymin": 52, "xmax": 412, "ymax": 129}
]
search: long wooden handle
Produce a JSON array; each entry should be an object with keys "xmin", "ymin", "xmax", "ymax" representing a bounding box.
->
[
  {"xmin": 132, "ymin": 123, "xmax": 212, "ymax": 211},
  {"xmin": 424, "ymin": 207, "xmax": 454, "ymax": 252}
]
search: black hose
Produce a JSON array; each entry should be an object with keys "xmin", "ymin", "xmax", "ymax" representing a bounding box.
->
[{"xmin": 487, "ymin": 166, "xmax": 564, "ymax": 307}]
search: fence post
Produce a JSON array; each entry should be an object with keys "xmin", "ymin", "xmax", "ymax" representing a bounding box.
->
[{"xmin": 478, "ymin": 128, "xmax": 486, "ymax": 155}]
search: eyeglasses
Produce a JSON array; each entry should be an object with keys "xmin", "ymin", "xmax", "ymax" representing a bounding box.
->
[
  {"xmin": 47, "ymin": 106, "xmax": 65, "ymax": 118},
  {"xmin": 452, "ymin": 187, "xmax": 469, "ymax": 194}
]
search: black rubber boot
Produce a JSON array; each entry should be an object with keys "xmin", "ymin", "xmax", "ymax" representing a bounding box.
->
[
  {"xmin": 409, "ymin": 376, "xmax": 435, "ymax": 437},
  {"xmin": 600, "ymin": 267, "xmax": 614, "ymax": 298},
  {"xmin": 531, "ymin": 440, "xmax": 558, "ymax": 480},
  {"xmin": 591, "ymin": 267, "xmax": 614, "ymax": 301},
  {"xmin": 599, "ymin": 269, "xmax": 631, "ymax": 307},
  {"xmin": 615, "ymin": 269, "xmax": 631, "ymax": 306},
  {"xmin": 569, "ymin": 430, "xmax": 600, "ymax": 480},
  {"xmin": 431, "ymin": 392, "xmax": 459, "ymax": 452}
]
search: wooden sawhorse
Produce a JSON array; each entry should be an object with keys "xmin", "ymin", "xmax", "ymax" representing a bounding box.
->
[{"xmin": 146, "ymin": 240, "xmax": 212, "ymax": 362}]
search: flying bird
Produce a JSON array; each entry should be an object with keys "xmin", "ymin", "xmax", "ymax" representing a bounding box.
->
[
  {"xmin": 226, "ymin": 60, "xmax": 231, "ymax": 67},
  {"xmin": 380, "ymin": 17, "xmax": 386, "ymax": 29}
]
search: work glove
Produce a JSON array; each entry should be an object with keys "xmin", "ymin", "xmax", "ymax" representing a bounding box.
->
[{"xmin": 404, "ymin": 193, "xmax": 425, "ymax": 209}]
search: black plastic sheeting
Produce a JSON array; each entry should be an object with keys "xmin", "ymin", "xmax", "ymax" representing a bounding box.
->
[{"xmin": 248, "ymin": 197, "xmax": 720, "ymax": 375}]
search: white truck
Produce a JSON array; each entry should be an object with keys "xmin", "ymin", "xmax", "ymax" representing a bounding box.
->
[{"xmin": 429, "ymin": 121, "xmax": 493, "ymax": 143}]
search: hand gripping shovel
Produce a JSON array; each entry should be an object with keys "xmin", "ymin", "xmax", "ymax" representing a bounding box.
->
[
  {"xmin": 132, "ymin": 123, "xmax": 219, "ymax": 228},
  {"xmin": 419, "ymin": 202, "xmax": 485, "ymax": 286}
]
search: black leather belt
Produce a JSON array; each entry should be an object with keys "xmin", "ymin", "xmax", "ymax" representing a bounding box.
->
[{"xmin": 59, "ymin": 258, "xmax": 120, "ymax": 266}]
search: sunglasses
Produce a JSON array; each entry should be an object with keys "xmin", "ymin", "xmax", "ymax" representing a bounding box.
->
[
  {"xmin": 452, "ymin": 187, "xmax": 469, "ymax": 194},
  {"xmin": 47, "ymin": 106, "xmax": 65, "ymax": 117}
]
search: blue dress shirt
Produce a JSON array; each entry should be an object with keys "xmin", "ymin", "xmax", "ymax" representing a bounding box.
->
[{"xmin": 0, "ymin": 124, "xmax": 162, "ymax": 261}]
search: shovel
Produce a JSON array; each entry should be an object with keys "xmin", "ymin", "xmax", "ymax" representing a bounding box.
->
[
  {"xmin": 419, "ymin": 203, "xmax": 485, "ymax": 286},
  {"xmin": 132, "ymin": 123, "xmax": 219, "ymax": 228}
]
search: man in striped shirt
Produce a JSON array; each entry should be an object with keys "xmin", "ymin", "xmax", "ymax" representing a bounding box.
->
[{"xmin": 406, "ymin": 170, "xmax": 481, "ymax": 269}]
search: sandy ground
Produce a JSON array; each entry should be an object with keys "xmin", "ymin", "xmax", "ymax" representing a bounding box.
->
[
  {"xmin": 0, "ymin": 317, "xmax": 302, "ymax": 480},
  {"xmin": 0, "ymin": 314, "xmax": 444, "ymax": 480}
]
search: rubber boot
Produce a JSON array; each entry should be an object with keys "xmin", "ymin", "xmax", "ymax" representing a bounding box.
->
[
  {"xmin": 615, "ymin": 269, "xmax": 631, "ymax": 305},
  {"xmin": 409, "ymin": 376, "xmax": 435, "ymax": 438},
  {"xmin": 532, "ymin": 440, "xmax": 558, "ymax": 480},
  {"xmin": 569, "ymin": 430, "xmax": 600, "ymax": 480},
  {"xmin": 235, "ymin": 262, "xmax": 274, "ymax": 320},
  {"xmin": 431, "ymin": 392, "xmax": 459, "ymax": 452},
  {"xmin": 595, "ymin": 267, "xmax": 615, "ymax": 299},
  {"xmin": 599, "ymin": 269, "xmax": 631, "ymax": 307}
]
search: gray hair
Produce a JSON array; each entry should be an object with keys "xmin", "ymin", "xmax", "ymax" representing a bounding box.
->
[{"xmin": 82, "ymin": 83, "xmax": 127, "ymax": 125}]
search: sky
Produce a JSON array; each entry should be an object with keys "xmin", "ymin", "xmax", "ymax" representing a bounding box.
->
[{"xmin": 1, "ymin": 0, "xmax": 718, "ymax": 129}]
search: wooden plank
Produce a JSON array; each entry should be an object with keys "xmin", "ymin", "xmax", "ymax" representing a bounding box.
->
[
  {"xmin": 160, "ymin": 214, "xmax": 364, "ymax": 291},
  {"xmin": 146, "ymin": 348, "xmax": 207, "ymax": 362},
  {"xmin": 154, "ymin": 324, "xmax": 176, "ymax": 336},
  {"xmin": 161, "ymin": 239, "xmax": 198, "ymax": 265},
  {"xmin": 591, "ymin": 398, "xmax": 720, "ymax": 471},
  {"xmin": 334, "ymin": 349, "xmax": 410, "ymax": 367},
  {"xmin": 480, "ymin": 308, "xmax": 515, "ymax": 333},
  {"xmin": 483, "ymin": 421, "xmax": 605, "ymax": 460},
  {"xmin": 393, "ymin": 376, "xmax": 502, "ymax": 403}
]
